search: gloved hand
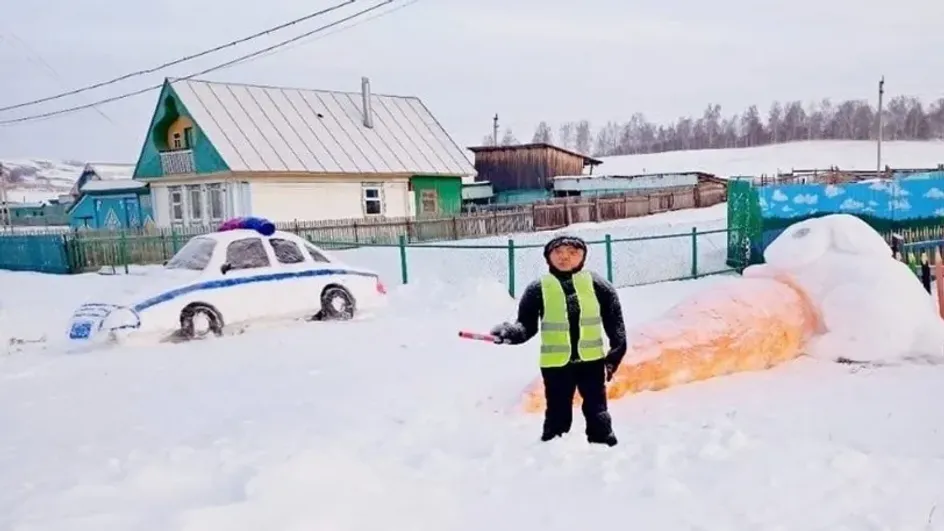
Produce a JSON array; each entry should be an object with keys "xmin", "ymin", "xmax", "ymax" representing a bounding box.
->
[
  {"xmin": 604, "ymin": 362, "xmax": 616, "ymax": 382},
  {"xmin": 489, "ymin": 322, "xmax": 516, "ymax": 344}
]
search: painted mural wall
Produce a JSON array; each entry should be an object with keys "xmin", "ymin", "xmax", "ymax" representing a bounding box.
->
[{"xmin": 758, "ymin": 174, "xmax": 944, "ymax": 232}]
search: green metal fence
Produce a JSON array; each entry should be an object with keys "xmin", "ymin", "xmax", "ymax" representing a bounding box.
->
[
  {"xmin": 0, "ymin": 225, "xmax": 743, "ymax": 295},
  {"xmin": 312, "ymin": 227, "xmax": 741, "ymax": 297}
]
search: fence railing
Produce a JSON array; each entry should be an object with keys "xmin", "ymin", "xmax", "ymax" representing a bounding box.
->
[{"xmin": 0, "ymin": 184, "xmax": 728, "ymax": 274}]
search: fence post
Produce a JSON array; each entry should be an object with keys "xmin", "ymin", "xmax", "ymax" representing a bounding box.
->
[
  {"xmin": 398, "ymin": 234, "xmax": 409, "ymax": 285},
  {"xmin": 507, "ymin": 238, "xmax": 516, "ymax": 298},
  {"xmin": 690, "ymin": 227, "xmax": 699, "ymax": 278},
  {"xmin": 119, "ymin": 231, "xmax": 129, "ymax": 275},
  {"xmin": 604, "ymin": 234, "xmax": 613, "ymax": 283}
]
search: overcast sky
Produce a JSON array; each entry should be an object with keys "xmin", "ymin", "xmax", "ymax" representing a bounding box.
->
[{"xmin": 1, "ymin": 0, "xmax": 942, "ymax": 162}]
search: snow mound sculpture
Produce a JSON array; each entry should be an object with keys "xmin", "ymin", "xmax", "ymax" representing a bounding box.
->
[{"xmin": 522, "ymin": 213, "xmax": 944, "ymax": 412}]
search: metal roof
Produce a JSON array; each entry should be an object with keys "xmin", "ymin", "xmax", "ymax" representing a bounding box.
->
[
  {"xmin": 466, "ymin": 143, "xmax": 603, "ymax": 165},
  {"xmin": 169, "ymin": 78, "xmax": 475, "ymax": 176}
]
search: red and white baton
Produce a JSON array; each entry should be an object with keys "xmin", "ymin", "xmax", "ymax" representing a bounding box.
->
[{"xmin": 458, "ymin": 330, "xmax": 500, "ymax": 343}]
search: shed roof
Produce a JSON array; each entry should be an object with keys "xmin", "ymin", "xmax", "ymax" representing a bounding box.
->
[
  {"xmin": 81, "ymin": 180, "xmax": 148, "ymax": 192},
  {"xmin": 168, "ymin": 78, "xmax": 475, "ymax": 176},
  {"xmin": 465, "ymin": 143, "xmax": 603, "ymax": 165}
]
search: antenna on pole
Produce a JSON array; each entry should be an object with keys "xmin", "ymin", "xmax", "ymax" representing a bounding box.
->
[
  {"xmin": 492, "ymin": 114, "xmax": 499, "ymax": 146},
  {"xmin": 877, "ymin": 76, "xmax": 885, "ymax": 178}
]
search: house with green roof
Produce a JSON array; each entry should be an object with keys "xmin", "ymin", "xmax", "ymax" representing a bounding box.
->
[{"xmin": 132, "ymin": 76, "xmax": 474, "ymax": 227}]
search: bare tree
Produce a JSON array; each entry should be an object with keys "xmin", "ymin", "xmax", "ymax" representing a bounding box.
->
[
  {"xmin": 500, "ymin": 128, "xmax": 518, "ymax": 146},
  {"xmin": 524, "ymin": 92, "xmax": 943, "ymax": 158},
  {"xmin": 532, "ymin": 121, "xmax": 553, "ymax": 144},
  {"xmin": 558, "ymin": 122, "xmax": 575, "ymax": 150},
  {"xmin": 574, "ymin": 120, "xmax": 592, "ymax": 154}
]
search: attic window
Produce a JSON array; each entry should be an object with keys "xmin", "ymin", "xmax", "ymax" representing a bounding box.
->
[{"xmin": 172, "ymin": 132, "xmax": 182, "ymax": 149}]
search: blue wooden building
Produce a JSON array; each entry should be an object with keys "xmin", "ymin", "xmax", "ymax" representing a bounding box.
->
[{"xmin": 67, "ymin": 180, "xmax": 154, "ymax": 229}]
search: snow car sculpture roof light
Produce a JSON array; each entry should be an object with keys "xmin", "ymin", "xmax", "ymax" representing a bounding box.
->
[{"xmin": 67, "ymin": 217, "xmax": 387, "ymax": 345}]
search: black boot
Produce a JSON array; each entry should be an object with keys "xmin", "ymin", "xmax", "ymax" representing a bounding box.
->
[
  {"xmin": 585, "ymin": 411, "xmax": 617, "ymax": 446},
  {"xmin": 588, "ymin": 432, "xmax": 618, "ymax": 446}
]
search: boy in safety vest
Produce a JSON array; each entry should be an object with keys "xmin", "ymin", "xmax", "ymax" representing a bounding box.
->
[{"xmin": 490, "ymin": 235, "xmax": 627, "ymax": 446}]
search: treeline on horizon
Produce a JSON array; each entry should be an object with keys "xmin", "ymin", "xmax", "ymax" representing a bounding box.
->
[{"xmin": 483, "ymin": 95, "xmax": 944, "ymax": 158}]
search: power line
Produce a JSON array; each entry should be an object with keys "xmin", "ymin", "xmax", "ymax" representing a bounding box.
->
[
  {"xmin": 0, "ymin": 27, "xmax": 122, "ymax": 128},
  {"xmin": 225, "ymin": 0, "xmax": 421, "ymax": 70},
  {"xmin": 0, "ymin": 0, "xmax": 357, "ymax": 113},
  {"xmin": 0, "ymin": 0, "xmax": 399, "ymax": 126}
]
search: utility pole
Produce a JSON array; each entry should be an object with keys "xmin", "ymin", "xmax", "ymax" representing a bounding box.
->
[
  {"xmin": 492, "ymin": 114, "xmax": 499, "ymax": 146},
  {"xmin": 877, "ymin": 76, "xmax": 885, "ymax": 177}
]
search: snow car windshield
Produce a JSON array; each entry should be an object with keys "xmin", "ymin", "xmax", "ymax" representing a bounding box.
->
[{"xmin": 165, "ymin": 237, "xmax": 217, "ymax": 271}]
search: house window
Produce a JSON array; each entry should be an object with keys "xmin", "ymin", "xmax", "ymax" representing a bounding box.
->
[
  {"xmin": 269, "ymin": 238, "xmax": 305, "ymax": 264},
  {"xmin": 206, "ymin": 183, "xmax": 224, "ymax": 222},
  {"xmin": 187, "ymin": 185, "xmax": 203, "ymax": 225},
  {"xmin": 172, "ymin": 132, "xmax": 182, "ymax": 149},
  {"xmin": 225, "ymin": 238, "xmax": 270, "ymax": 270},
  {"xmin": 362, "ymin": 184, "xmax": 383, "ymax": 216},
  {"xmin": 420, "ymin": 189, "xmax": 438, "ymax": 215},
  {"xmin": 169, "ymin": 186, "xmax": 184, "ymax": 224},
  {"xmin": 183, "ymin": 127, "xmax": 194, "ymax": 149}
]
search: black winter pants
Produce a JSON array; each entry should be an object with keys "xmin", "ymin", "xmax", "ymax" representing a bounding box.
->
[{"xmin": 540, "ymin": 358, "xmax": 614, "ymax": 442}]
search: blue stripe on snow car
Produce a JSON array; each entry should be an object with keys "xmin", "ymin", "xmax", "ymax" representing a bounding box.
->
[{"xmin": 132, "ymin": 268, "xmax": 377, "ymax": 312}]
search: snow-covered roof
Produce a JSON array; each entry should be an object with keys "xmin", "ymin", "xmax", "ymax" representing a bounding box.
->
[
  {"xmin": 168, "ymin": 78, "xmax": 475, "ymax": 176},
  {"xmin": 80, "ymin": 180, "xmax": 146, "ymax": 192}
]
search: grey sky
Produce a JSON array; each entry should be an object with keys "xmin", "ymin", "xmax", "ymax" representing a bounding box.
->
[{"xmin": 1, "ymin": 0, "xmax": 942, "ymax": 162}]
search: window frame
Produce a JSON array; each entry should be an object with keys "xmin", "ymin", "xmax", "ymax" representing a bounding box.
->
[
  {"xmin": 187, "ymin": 184, "xmax": 203, "ymax": 226},
  {"xmin": 169, "ymin": 186, "xmax": 185, "ymax": 224},
  {"xmin": 205, "ymin": 183, "xmax": 225, "ymax": 223},
  {"xmin": 420, "ymin": 189, "xmax": 438, "ymax": 215},
  {"xmin": 362, "ymin": 183, "xmax": 384, "ymax": 216}
]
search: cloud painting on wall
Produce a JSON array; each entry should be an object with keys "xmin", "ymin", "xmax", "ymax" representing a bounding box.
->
[{"xmin": 758, "ymin": 178, "xmax": 944, "ymax": 221}]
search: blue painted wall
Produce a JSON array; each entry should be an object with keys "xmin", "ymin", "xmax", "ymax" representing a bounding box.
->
[
  {"xmin": 69, "ymin": 192, "xmax": 154, "ymax": 229},
  {"xmin": 758, "ymin": 176, "xmax": 944, "ymax": 222}
]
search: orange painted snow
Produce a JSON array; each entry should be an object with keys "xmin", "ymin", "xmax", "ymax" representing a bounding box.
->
[{"xmin": 522, "ymin": 275, "xmax": 821, "ymax": 413}]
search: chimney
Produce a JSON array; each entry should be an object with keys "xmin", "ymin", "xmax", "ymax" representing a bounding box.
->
[{"xmin": 361, "ymin": 76, "xmax": 373, "ymax": 128}]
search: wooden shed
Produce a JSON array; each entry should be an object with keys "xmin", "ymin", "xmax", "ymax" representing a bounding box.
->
[{"xmin": 467, "ymin": 143, "xmax": 602, "ymax": 194}]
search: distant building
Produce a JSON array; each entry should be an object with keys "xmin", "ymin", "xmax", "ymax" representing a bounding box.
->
[
  {"xmin": 67, "ymin": 180, "xmax": 153, "ymax": 229},
  {"xmin": 554, "ymin": 171, "xmax": 726, "ymax": 196},
  {"xmin": 131, "ymin": 77, "xmax": 473, "ymax": 227},
  {"xmin": 467, "ymin": 143, "xmax": 602, "ymax": 204},
  {"xmin": 67, "ymin": 163, "xmax": 152, "ymax": 229}
]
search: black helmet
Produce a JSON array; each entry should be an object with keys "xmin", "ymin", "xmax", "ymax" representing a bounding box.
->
[{"xmin": 543, "ymin": 234, "xmax": 588, "ymax": 261}]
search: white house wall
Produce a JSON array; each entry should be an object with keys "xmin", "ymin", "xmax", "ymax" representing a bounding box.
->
[
  {"xmin": 249, "ymin": 180, "xmax": 410, "ymax": 222},
  {"xmin": 151, "ymin": 185, "xmax": 170, "ymax": 226}
]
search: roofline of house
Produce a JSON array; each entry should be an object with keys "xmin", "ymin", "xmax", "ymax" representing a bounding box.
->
[
  {"xmin": 465, "ymin": 143, "xmax": 603, "ymax": 165},
  {"xmin": 166, "ymin": 76, "xmax": 427, "ymax": 101}
]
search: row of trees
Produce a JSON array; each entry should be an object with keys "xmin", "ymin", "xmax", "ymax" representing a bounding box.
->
[{"xmin": 483, "ymin": 95, "xmax": 944, "ymax": 158}]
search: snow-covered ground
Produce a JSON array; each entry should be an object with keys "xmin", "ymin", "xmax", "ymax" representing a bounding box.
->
[
  {"xmin": 598, "ymin": 140, "xmax": 944, "ymax": 177},
  {"xmin": 3, "ymin": 208, "xmax": 944, "ymax": 531}
]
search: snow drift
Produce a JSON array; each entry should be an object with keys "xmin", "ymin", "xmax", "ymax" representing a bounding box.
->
[{"xmin": 523, "ymin": 213, "xmax": 944, "ymax": 411}]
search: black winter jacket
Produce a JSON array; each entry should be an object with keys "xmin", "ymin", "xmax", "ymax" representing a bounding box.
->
[{"xmin": 502, "ymin": 269, "xmax": 628, "ymax": 368}]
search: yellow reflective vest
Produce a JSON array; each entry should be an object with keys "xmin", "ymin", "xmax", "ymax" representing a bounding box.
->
[{"xmin": 539, "ymin": 271, "xmax": 605, "ymax": 368}]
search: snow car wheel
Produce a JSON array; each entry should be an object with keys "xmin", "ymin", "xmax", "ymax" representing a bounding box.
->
[
  {"xmin": 179, "ymin": 303, "xmax": 224, "ymax": 340},
  {"xmin": 318, "ymin": 285, "xmax": 356, "ymax": 321}
]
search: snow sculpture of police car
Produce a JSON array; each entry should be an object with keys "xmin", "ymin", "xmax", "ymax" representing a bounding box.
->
[{"xmin": 67, "ymin": 217, "xmax": 386, "ymax": 344}]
